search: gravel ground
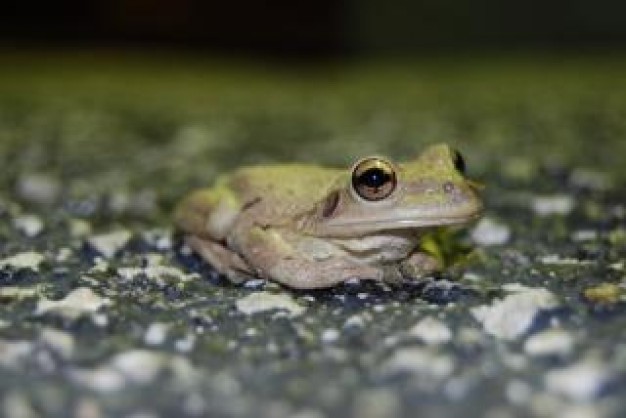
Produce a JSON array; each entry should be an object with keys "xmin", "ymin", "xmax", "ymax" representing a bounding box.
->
[{"xmin": 0, "ymin": 52, "xmax": 625, "ymax": 418}]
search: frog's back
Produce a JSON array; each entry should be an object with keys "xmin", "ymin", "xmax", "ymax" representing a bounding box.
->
[{"xmin": 228, "ymin": 163, "xmax": 342, "ymax": 207}]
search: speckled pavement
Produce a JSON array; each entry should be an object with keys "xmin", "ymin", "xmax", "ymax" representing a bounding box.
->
[{"xmin": 0, "ymin": 53, "xmax": 625, "ymax": 418}]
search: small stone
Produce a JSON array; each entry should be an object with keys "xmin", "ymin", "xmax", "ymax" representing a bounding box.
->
[
  {"xmin": 538, "ymin": 255, "xmax": 594, "ymax": 266},
  {"xmin": 86, "ymin": 230, "xmax": 132, "ymax": 259},
  {"xmin": 69, "ymin": 367, "xmax": 126, "ymax": 393},
  {"xmin": 12, "ymin": 215, "xmax": 44, "ymax": 237},
  {"xmin": 117, "ymin": 265, "xmax": 199, "ymax": 283},
  {"xmin": 0, "ymin": 339, "xmax": 34, "ymax": 369},
  {"xmin": 471, "ymin": 217, "xmax": 511, "ymax": 246},
  {"xmin": 321, "ymin": 328, "xmax": 340, "ymax": 344},
  {"xmin": 343, "ymin": 315, "xmax": 366, "ymax": 330},
  {"xmin": 570, "ymin": 169, "xmax": 612, "ymax": 191},
  {"xmin": 40, "ymin": 328, "xmax": 75, "ymax": 359},
  {"xmin": 0, "ymin": 286, "xmax": 40, "ymax": 300},
  {"xmin": 544, "ymin": 358, "xmax": 613, "ymax": 401},
  {"xmin": 71, "ymin": 350, "xmax": 184, "ymax": 394},
  {"xmin": 56, "ymin": 247, "xmax": 73, "ymax": 262},
  {"xmin": 2, "ymin": 391, "xmax": 38, "ymax": 418},
  {"xmin": 69, "ymin": 219, "xmax": 92, "ymax": 238},
  {"xmin": 243, "ymin": 279, "xmax": 266, "ymax": 289},
  {"xmin": 352, "ymin": 389, "xmax": 401, "ymax": 418},
  {"xmin": 381, "ymin": 347, "xmax": 455, "ymax": 379},
  {"xmin": 36, "ymin": 287, "xmax": 111, "ymax": 319},
  {"xmin": 88, "ymin": 258, "xmax": 109, "ymax": 274},
  {"xmin": 16, "ymin": 173, "xmax": 60, "ymax": 205},
  {"xmin": 175, "ymin": 334, "xmax": 196, "ymax": 353},
  {"xmin": 235, "ymin": 291, "xmax": 305, "ymax": 317},
  {"xmin": 144, "ymin": 323, "xmax": 168, "ymax": 346},
  {"xmin": 524, "ymin": 328, "xmax": 574, "ymax": 357},
  {"xmin": 142, "ymin": 229, "xmax": 172, "ymax": 251},
  {"xmin": 407, "ymin": 316, "xmax": 452, "ymax": 345},
  {"xmin": 471, "ymin": 286, "xmax": 559, "ymax": 340},
  {"xmin": 532, "ymin": 194, "xmax": 575, "ymax": 216},
  {"xmin": 571, "ymin": 230, "xmax": 598, "ymax": 242},
  {"xmin": 505, "ymin": 380, "xmax": 532, "ymax": 405},
  {"xmin": 73, "ymin": 398, "xmax": 103, "ymax": 418},
  {"xmin": 583, "ymin": 283, "xmax": 622, "ymax": 304},
  {"xmin": 0, "ymin": 252, "xmax": 45, "ymax": 272},
  {"xmin": 110, "ymin": 350, "xmax": 167, "ymax": 384}
]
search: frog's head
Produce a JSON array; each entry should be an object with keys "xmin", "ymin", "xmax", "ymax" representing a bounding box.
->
[{"xmin": 308, "ymin": 143, "xmax": 483, "ymax": 237}]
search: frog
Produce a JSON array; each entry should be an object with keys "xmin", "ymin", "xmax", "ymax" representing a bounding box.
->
[{"xmin": 174, "ymin": 143, "xmax": 483, "ymax": 289}]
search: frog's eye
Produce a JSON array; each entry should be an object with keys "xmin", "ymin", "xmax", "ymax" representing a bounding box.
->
[
  {"xmin": 351, "ymin": 157, "xmax": 397, "ymax": 201},
  {"xmin": 452, "ymin": 149, "xmax": 466, "ymax": 175}
]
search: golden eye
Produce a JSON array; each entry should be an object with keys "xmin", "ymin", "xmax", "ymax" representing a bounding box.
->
[{"xmin": 351, "ymin": 157, "xmax": 397, "ymax": 201}]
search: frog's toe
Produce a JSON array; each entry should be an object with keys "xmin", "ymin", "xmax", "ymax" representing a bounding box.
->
[{"xmin": 399, "ymin": 252, "xmax": 442, "ymax": 280}]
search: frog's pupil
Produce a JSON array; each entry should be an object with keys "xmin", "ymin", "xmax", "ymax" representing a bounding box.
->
[
  {"xmin": 361, "ymin": 168, "xmax": 389, "ymax": 188},
  {"xmin": 453, "ymin": 150, "xmax": 466, "ymax": 174}
]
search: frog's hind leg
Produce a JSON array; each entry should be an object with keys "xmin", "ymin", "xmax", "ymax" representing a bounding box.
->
[
  {"xmin": 235, "ymin": 227, "xmax": 385, "ymax": 289},
  {"xmin": 258, "ymin": 253, "xmax": 385, "ymax": 289},
  {"xmin": 185, "ymin": 236, "xmax": 255, "ymax": 284}
]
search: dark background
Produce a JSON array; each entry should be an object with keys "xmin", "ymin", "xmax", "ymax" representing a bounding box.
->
[{"xmin": 3, "ymin": 0, "xmax": 626, "ymax": 56}]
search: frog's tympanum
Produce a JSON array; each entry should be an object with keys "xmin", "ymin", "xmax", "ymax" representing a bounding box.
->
[{"xmin": 175, "ymin": 144, "xmax": 482, "ymax": 289}]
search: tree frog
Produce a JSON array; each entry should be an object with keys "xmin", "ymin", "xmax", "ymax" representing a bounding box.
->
[{"xmin": 175, "ymin": 144, "xmax": 482, "ymax": 289}]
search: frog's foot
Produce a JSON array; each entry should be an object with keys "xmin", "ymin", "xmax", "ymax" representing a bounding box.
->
[
  {"xmin": 185, "ymin": 236, "xmax": 255, "ymax": 284},
  {"xmin": 399, "ymin": 252, "xmax": 442, "ymax": 280}
]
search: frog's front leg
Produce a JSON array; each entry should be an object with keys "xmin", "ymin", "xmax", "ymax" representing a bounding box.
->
[
  {"xmin": 185, "ymin": 236, "xmax": 255, "ymax": 284},
  {"xmin": 399, "ymin": 251, "xmax": 442, "ymax": 280},
  {"xmin": 236, "ymin": 226, "xmax": 385, "ymax": 289}
]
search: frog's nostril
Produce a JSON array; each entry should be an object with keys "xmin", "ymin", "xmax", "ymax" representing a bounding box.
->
[{"xmin": 443, "ymin": 182, "xmax": 455, "ymax": 193}]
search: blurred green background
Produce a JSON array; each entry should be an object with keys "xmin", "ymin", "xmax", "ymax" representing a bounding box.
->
[{"xmin": 0, "ymin": 0, "xmax": 625, "ymax": 223}]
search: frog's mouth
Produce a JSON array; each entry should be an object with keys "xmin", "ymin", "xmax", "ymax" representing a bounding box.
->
[{"xmin": 318, "ymin": 205, "xmax": 483, "ymax": 237}]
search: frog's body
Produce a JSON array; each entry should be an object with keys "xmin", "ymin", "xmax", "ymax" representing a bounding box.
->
[{"xmin": 175, "ymin": 144, "xmax": 482, "ymax": 289}]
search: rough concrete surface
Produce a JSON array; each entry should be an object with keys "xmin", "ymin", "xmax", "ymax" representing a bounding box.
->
[{"xmin": 0, "ymin": 53, "xmax": 625, "ymax": 418}]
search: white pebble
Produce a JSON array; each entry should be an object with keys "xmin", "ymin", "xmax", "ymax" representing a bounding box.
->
[
  {"xmin": 16, "ymin": 173, "xmax": 60, "ymax": 205},
  {"xmin": 40, "ymin": 328, "xmax": 75, "ymax": 360},
  {"xmin": 506, "ymin": 380, "xmax": 532, "ymax": 405},
  {"xmin": 12, "ymin": 215, "xmax": 44, "ymax": 237},
  {"xmin": 0, "ymin": 252, "xmax": 45, "ymax": 272},
  {"xmin": 86, "ymin": 230, "xmax": 132, "ymax": 259},
  {"xmin": 144, "ymin": 323, "xmax": 169, "ymax": 346},
  {"xmin": 407, "ymin": 316, "xmax": 452, "ymax": 345},
  {"xmin": 321, "ymin": 329, "xmax": 340, "ymax": 344},
  {"xmin": 471, "ymin": 286, "xmax": 559, "ymax": 340},
  {"xmin": 344, "ymin": 315, "xmax": 366, "ymax": 330},
  {"xmin": 524, "ymin": 328, "xmax": 574, "ymax": 357},
  {"xmin": 572, "ymin": 230, "xmax": 598, "ymax": 242},
  {"xmin": 2, "ymin": 391, "xmax": 38, "ymax": 418},
  {"xmin": 538, "ymin": 254, "xmax": 593, "ymax": 266},
  {"xmin": 110, "ymin": 350, "xmax": 167, "ymax": 384},
  {"xmin": 36, "ymin": 287, "xmax": 111, "ymax": 319},
  {"xmin": 381, "ymin": 347, "xmax": 455, "ymax": 379},
  {"xmin": 117, "ymin": 265, "xmax": 199, "ymax": 283},
  {"xmin": 175, "ymin": 334, "xmax": 196, "ymax": 353},
  {"xmin": 352, "ymin": 389, "xmax": 401, "ymax": 418},
  {"xmin": 0, "ymin": 339, "xmax": 34, "ymax": 369},
  {"xmin": 532, "ymin": 195, "xmax": 575, "ymax": 216},
  {"xmin": 471, "ymin": 218, "xmax": 511, "ymax": 246},
  {"xmin": 236, "ymin": 291, "xmax": 305, "ymax": 317},
  {"xmin": 545, "ymin": 358, "xmax": 612, "ymax": 401}
]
